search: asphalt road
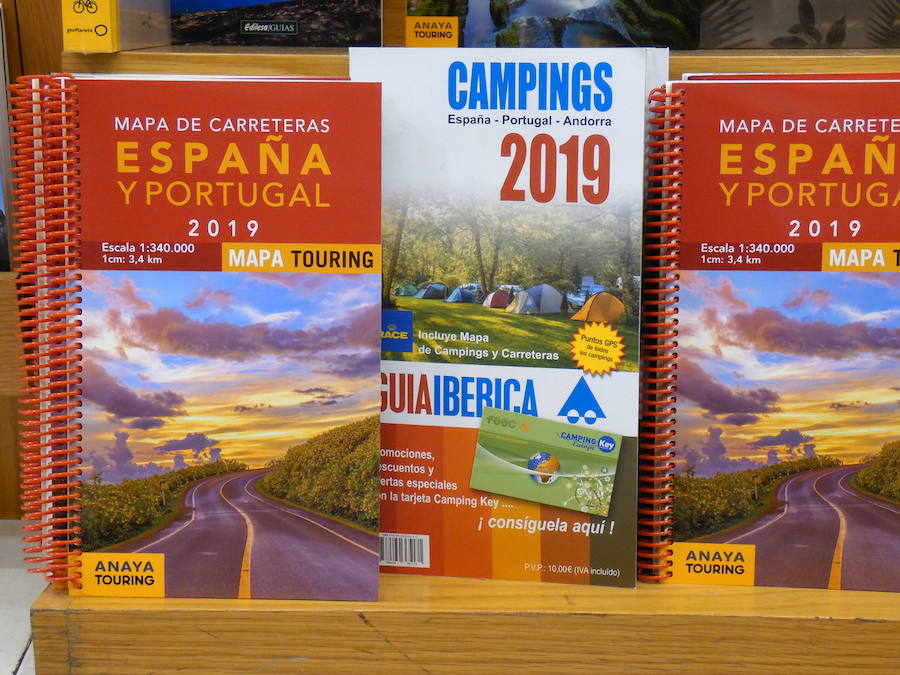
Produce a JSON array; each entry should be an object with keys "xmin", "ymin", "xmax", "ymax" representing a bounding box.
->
[
  {"xmin": 705, "ymin": 465, "xmax": 900, "ymax": 592},
  {"xmin": 113, "ymin": 469, "xmax": 379, "ymax": 600}
]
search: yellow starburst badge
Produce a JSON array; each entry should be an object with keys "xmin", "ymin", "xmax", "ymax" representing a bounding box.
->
[{"xmin": 570, "ymin": 322, "xmax": 625, "ymax": 376}]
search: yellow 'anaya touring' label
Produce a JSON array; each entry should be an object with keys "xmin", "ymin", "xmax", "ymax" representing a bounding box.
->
[
  {"xmin": 665, "ymin": 542, "xmax": 755, "ymax": 586},
  {"xmin": 405, "ymin": 17, "xmax": 458, "ymax": 47},
  {"xmin": 70, "ymin": 553, "xmax": 165, "ymax": 597}
]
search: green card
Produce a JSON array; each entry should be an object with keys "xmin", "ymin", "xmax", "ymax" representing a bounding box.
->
[{"xmin": 470, "ymin": 408, "xmax": 622, "ymax": 516}]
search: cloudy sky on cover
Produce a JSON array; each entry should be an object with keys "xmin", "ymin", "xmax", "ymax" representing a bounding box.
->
[
  {"xmin": 675, "ymin": 270, "xmax": 899, "ymax": 477},
  {"xmin": 80, "ymin": 270, "xmax": 380, "ymax": 483}
]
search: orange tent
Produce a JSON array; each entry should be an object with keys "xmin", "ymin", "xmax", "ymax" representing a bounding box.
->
[{"xmin": 570, "ymin": 292, "xmax": 625, "ymax": 323}]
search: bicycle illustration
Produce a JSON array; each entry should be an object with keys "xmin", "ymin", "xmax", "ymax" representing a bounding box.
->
[{"xmin": 73, "ymin": 0, "xmax": 98, "ymax": 14}]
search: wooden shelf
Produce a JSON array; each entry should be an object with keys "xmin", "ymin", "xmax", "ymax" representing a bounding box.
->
[
  {"xmin": 32, "ymin": 575, "xmax": 900, "ymax": 672},
  {"xmin": 62, "ymin": 48, "xmax": 900, "ymax": 80}
]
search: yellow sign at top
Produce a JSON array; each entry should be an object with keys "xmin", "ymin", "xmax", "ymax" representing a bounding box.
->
[{"xmin": 406, "ymin": 17, "xmax": 459, "ymax": 47}]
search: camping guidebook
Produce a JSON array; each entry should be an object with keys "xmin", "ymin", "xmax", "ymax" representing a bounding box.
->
[{"xmin": 351, "ymin": 48, "xmax": 668, "ymax": 586}]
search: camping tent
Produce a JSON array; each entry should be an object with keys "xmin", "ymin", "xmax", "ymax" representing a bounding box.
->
[
  {"xmin": 394, "ymin": 283, "xmax": 418, "ymax": 297},
  {"xmin": 446, "ymin": 286, "xmax": 478, "ymax": 303},
  {"xmin": 576, "ymin": 276, "xmax": 605, "ymax": 298},
  {"xmin": 505, "ymin": 290, "xmax": 539, "ymax": 314},
  {"xmin": 565, "ymin": 292, "xmax": 585, "ymax": 310},
  {"xmin": 483, "ymin": 289, "xmax": 513, "ymax": 308},
  {"xmin": 414, "ymin": 282, "xmax": 447, "ymax": 299},
  {"xmin": 525, "ymin": 283, "xmax": 563, "ymax": 313},
  {"xmin": 571, "ymin": 291, "xmax": 625, "ymax": 323}
]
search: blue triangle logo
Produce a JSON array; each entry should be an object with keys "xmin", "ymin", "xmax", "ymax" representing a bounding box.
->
[{"xmin": 558, "ymin": 377, "xmax": 605, "ymax": 425}]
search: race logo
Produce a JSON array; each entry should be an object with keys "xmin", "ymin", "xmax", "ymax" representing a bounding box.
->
[
  {"xmin": 381, "ymin": 310, "xmax": 413, "ymax": 352},
  {"xmin": 558, "ymin": 377, "xmax": 605, "ymax": 424}
]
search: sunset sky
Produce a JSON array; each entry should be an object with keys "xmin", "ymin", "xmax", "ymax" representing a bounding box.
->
[
  {"xmin": 675, "ymin": 270, "xmax": 899, "ymax": 476},
  {"xmin": 80, "ymin": 270, "xmax": 380, "ymax": 483}
]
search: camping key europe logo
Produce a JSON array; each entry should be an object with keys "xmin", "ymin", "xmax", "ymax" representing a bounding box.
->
[{"xmin": 381, "ymin": 310, "xmax": 414, "ymax": 352}]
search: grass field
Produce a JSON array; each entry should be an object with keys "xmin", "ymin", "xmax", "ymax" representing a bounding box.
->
[{"xmin": 384, "ymin": 296, "xmax": 638, "ymax": 372}]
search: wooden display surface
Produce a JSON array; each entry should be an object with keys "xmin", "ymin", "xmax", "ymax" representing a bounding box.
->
[
  {"xmin": 32, "ymin": 575, "xmax": 899, "ymax": 673},
  {"xmin": 62, "ymin": 49, "xmax": 900, "ymax": 80}
]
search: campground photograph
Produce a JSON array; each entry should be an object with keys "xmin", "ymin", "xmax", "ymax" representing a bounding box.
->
[
  {"xmin": 381, "ymin": 198, "xmax": 641, "ymax": 372},
  {"xmin": 673, "ymin": 270, "xmax": 900, "ymax": 591}
]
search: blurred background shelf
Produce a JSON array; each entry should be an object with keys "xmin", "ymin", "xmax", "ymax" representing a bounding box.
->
[
  {"xmin": 12, "ymin": 0, "xmax": 900, "ymax": 80},
  {"xmin": 31, "ymin": 574, "xmax": 900, "ymax": 672},
  {"xmin": 60, "ymin": 47, "xmax": 900, "ymax": 79}
]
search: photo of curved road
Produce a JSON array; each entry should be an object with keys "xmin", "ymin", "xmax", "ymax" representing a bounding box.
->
[
  {"xmin": 705, "ymin": 465, "xmax": 900, "ymax": 592},
  {"xmin": 112, "ymin": 469, "xmax": 379, "ymax": 600}
]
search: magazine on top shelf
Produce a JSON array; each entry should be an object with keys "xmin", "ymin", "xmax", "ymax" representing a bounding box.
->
[
  {"xmin": 699, "ymin": 0, "xmax": 900, "ymax": 49},
  {"xmin": 642, "ymin": 73, "xmax": 900, "ymax": 591},
  {"xmin": 171, "ymin": 0, "xmax": 382, "ymax": 47},
  {"xmin": 405, "ymin": 1, "xmax": 698, "ymax": 49},
  {"xmin": 11, "ymin": 73, "xmax": 382, "ymax": 599},
  {"xmin": 351, "ymin": 47, "xmax": 668, "ymax": 587}
]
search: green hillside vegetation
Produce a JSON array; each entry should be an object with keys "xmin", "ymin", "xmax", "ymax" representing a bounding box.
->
[
  {"xmin": 260, "ymin": 416, "xmax": 379, "ymax": 531},
  {"xmin": 674, "ymin": 455, "xmax": 841, "ymax": 541},
  {"xmin": 408, "ymin": 0, "xmax": 467, "ymax": 17},
  {"xmin": 384, "ymin": 296, "xmax": 638, "ymax": 372},
  {"xmin": 82, "ymin": 459, "xmax": 247, "ymax": 551},
  {"xmin": 854, "ymin": 439, "xmax": 900, "ymax": 501}
]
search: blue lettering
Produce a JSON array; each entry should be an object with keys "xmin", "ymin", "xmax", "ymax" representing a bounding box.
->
[
  {"xmin": 393, "ymin": 374, "xmax": 539, "ymax": 419},
  {"xmin": 448, "ymin": 61, "xmax": 467, "ymax": 110},
  {"xmin": 469, "ymin": 63, "xmax": 489, "ymax": 109},
  {"xmin": 571, "ymin": 62, "xmax": 591, "ymax": 111},
  {"xmin": 537, "ymin": 62, "xmax": 548, "ymax": 110},
  {"xmin": 593, "ymin": 62, "xmax": 613, "ymax": 112},
  {"xmin": 521, "ymin": 380, "xmax": 538, "ymax": 416},
  {"xmin": 461, "ymin": 376, "xmax": 475, "ymax": 417},
  {"xmin": 490, "ymin": 62, "xmax": 515, "ymax": 109},
  {"xmin": 443, "ymin": 376, "xmax": 460, "ymax": 416},
  {"xmin": 476, "ymin": 378, "xmax": 493, "ymax": 417},
  {"xmin": 447, "ymin": 60, "xmax": 611, "ymax": 111},
  {"xmin": 503, "ymin": 379, "xmax": 520, "ymax": 412},
  {"xmin": 550, "ymin": 63, "xmax": 568, "ymax": 110},
  {"xmin": 433, "ymin": 374, "xmax": 441, "ymax": 415},
  {"xmin": 517, "ymin": 63, "xmax": 537, "ymax": 109}
]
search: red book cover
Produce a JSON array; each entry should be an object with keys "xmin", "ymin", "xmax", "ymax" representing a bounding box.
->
[
  {"xmin": 11, "ymin": 75, "xmax": 382, "ymax": 600},
  {"xmin": 648, "ymin": 78, "xmax": 900, "ymax": 591}
]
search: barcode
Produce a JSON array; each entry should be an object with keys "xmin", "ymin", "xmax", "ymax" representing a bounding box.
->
[{"xmin": 379, "ymin": 533, "xmax": 430, "ymax": 568}]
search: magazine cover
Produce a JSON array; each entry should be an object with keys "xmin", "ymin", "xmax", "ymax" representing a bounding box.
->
[
  {"xmin": 12, "ymin": 75, "xmax": 382, "ymax": 599},
  {"xmin": 172, "ymin": 0, "xmax": 381, "ymax": 46},
  {"xmin": 405, "ymin": 1, "xmax": 698, "ymax": 48},
  {"xmin": 700, "ymin": 0, "xmax": 900, "ymax": 49},
  {"xmin": 664, "ymin": 78, "xmax": 900, "ymax": 592},
  {"xmin": 352, "ymin": 48, "xmax": 667, "ymax": 587}
]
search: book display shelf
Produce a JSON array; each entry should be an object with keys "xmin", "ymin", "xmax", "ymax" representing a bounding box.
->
[{"xmin": 2, "ymin": 1, "xmax": 898, "ymax": 671}]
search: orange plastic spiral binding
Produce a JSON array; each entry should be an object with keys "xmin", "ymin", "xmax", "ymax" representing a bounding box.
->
[
  {"xmin": 9, "ymin": 75, "xmax": 83, "ymax": 584},
  {"xmin": 637, "ymin": 86, "xmax": 682, "ymax": 582}
]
